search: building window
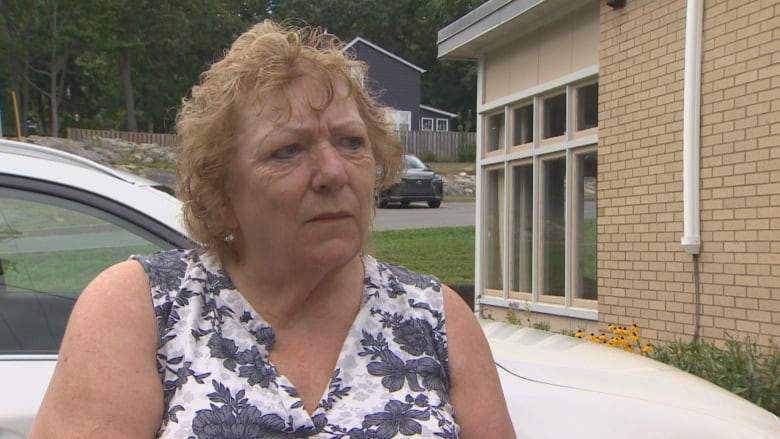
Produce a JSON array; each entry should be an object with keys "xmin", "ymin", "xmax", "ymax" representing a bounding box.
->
[
  {"xmin": 486, "ymin": 112, "xmax": 505, "ymax": 153},
  {"xmin": 512, "ymin": 104, "xmax": 533, "ymax": 146},
  {"xmin": 436, "ymin": 118, "xmax": 449, "ymax": 131},
  {"xmin": 574, "ymin": 149, "xmax": 598, "ymax": 301},
  {"xmin": 576, "ymin": 83, "xmax": 598, "ymax": 131},
  {"xmin": 479, "ymin": 76, "xmax": 599, "ymax": 315},
  {"xmin": 421, "ymin": 117, "xmax": 434, "ymax": 131},
  {"xmin": 542, "ymin": 92, "xmax": 566, "ymax": 139},
  {"xmin": 349, "ymin": 66, "xmax": 365, "ymax": 88},
  {"xmin": 540, "ymin": 155, "xmax": 566, "ymax": 299},
  {"xmin": 484, "ymin": 150, "xmax": 599, "ymax": 305},
  {"xmin": 511, "ymin": 162, "xmax": 533, "ymax": 294},
  {"xmin": 484, "ymin": 166, "xmax": 505, "ymax": 293},
  {"xmin": 391, "ymin": 110, "xmax": 411, "ymax": 131}
]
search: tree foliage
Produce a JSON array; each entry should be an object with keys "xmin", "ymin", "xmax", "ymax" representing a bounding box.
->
[{"xmin": 0, "ymin": 0, "xmax": 481, "ymax": 136}]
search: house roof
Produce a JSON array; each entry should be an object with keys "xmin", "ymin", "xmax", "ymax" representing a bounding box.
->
[
  {"xmin": 343, "ymin": 36, "xmax": 427, "ymax": 73},
  {"xmin": 419, "ymin": 105, "xmax": 457, "ymax": 118},
  {"xmin": 437, "ymin": 0, "xmax": 593, "ymax": 60}
]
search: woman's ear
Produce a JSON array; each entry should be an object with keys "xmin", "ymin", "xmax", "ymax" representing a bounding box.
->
[{"xmin": 221, "ymin": 194, "xmax": 240, "ymax": 230}]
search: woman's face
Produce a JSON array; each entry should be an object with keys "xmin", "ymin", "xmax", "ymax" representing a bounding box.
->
[{"xmin": 225, "ymin": 78, "xmax": 376, "ymax": 270}]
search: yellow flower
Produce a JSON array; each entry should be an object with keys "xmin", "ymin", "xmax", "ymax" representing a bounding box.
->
[{"xmin": 574, "ymin": 323, "xmax": 653, "ymax": 355}]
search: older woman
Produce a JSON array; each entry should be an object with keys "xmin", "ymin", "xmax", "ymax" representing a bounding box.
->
[{"xmin": 30, "ymin": 20, "xmax": 514, "ymax": 438}]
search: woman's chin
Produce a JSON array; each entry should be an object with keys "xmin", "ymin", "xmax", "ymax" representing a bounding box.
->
[{"xmin": 305, "ymin": 240, "xmax": 364, "ymax": 268}]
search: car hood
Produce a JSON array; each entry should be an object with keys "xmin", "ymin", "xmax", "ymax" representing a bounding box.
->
[
  {"xmin": 403, "ymin": 169, "xmax": 437, "ymax": 180},
  {"xmin": 482, "ymin": 320, "xmax": 780, "ymax": 439}
]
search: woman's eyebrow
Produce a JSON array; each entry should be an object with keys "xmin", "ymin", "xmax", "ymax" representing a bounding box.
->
[
  {"xmin": 252, "ymin": 118, "xmax": 366, "ymax": 151},
  {"xmin": 329, "ymin": 119, "xmax": 367, "ymax": 132},
  {"xmin": 255, "ymin": 126, "xmax": 310, "ymax": 146}
]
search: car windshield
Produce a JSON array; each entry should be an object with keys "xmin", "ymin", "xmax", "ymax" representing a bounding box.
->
[{"xmin": 405, "ymin": 155, "xmax": 427, "ymax": 170}]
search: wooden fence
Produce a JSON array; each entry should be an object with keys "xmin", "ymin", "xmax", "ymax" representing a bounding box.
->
[
  {"xmin": 396, "ymin": 131, "xmax": 476, "ymax": 161},
  {"xmin": 67, "ymin": 128, "xmax": 176, "ymax": 147},
  {"xmin": 67, "ymin": 128, "xmax": 476, "ymax": 161}
]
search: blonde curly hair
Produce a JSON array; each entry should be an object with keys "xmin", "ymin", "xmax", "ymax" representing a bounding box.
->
[{"xmin": 175, "ymin": 20, "xmax": 403, "ymax": 259}]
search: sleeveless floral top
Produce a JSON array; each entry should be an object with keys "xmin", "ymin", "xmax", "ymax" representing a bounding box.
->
[{"xmin": 131, "ymin": 249, "xmax": 459, "ymax": 438}]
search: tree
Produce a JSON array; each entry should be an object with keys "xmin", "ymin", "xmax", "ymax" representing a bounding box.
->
[
  {"xmin": 1, "ymin": 0, "xmax": 36, "ymax": 136},
  {"xmin": 0, "ymin": 0, "xmax": 483, "ymax": 137},
  {"xmin": 28, "ymin": 0, "xmax": 99, "ymax": 136}
]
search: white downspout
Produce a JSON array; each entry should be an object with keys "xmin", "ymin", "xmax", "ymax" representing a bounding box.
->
[
  {"xmin": 682, "ymin": 0, "xmax": 704, "ymax": 341},
  {"xmin": 681, "ymin": 0, "xmax": 703, "ymax": 256}
]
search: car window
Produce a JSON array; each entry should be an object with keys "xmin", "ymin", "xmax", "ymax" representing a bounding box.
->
[
  {"xmin": 405, "ymin": 155, "xmax": 427, "ymax": 170},
  {"xmin": 0, "ymin": 187, "xmax": 178, "ymax": 354}
]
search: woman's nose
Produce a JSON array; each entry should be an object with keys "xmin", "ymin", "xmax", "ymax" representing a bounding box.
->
[{"xmin": 311, "ymin": 142, "xmax": 348, "ymax": 191}]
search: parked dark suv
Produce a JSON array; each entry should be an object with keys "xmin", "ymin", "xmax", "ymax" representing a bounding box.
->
[{"xmin": 376, "ymin": 154, "xmax": 443, "ymax": 208}]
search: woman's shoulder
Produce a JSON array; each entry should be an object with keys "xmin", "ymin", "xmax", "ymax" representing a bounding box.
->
[
  {"xmin": 131, "ymin": 247, "xmax": 200, "ymax": 267},
  {"xmin": 364, "ymin": 254, "xmax": 442, "ymax": 292},
  {"xmin": 362, "ymin": 255, "xmax": 448, "ymax": 323},
  {"xmin": 131, "ymin": 247, "xmax": 214, "ymax": 283}
]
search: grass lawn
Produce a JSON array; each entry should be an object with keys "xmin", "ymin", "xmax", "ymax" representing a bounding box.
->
[{"xmin": 370, "ymin": 226, "xmax": 475, "ymax": 285}]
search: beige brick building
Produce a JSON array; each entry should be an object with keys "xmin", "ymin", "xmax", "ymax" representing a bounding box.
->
[{"xmin": 438, "ymin": 0, "xmax": 780, "ymax": 348}]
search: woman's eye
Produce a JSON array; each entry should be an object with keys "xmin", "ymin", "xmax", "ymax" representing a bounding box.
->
[
  {"xmin": 340, "ymin": 137, "xmax": 365, "ymax": 151},
  {"xmin": 272, "ymin": 144, "xmax": 301, "ymax": 159}
]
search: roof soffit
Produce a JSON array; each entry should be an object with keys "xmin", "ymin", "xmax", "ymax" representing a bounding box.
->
[{"xmin": 437, "ymin": 0, "xmax": 594, "ymax": 60}]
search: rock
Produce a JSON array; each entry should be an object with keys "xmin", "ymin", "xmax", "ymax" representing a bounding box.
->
[{"xmin": 442, "ymin": 173, "xmax": 476, "ymax": 197}]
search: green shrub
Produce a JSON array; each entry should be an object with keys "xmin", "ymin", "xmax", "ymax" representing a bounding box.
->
[
  {"xmin": 457, "ymin": 143, "xmax": 476, "ymax": 162},
  {"xmin": 651, "ymin": 337, "xmax": 780, "ymax": 416},
  {"xmin": 418, "ymin": 150, "xmax": 438, "ymax": 163}
]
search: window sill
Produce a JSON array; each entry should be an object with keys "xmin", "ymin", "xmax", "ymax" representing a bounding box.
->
[{"xmin": 479, "ymin": 296, "xmax": 598, "ymax": 321}]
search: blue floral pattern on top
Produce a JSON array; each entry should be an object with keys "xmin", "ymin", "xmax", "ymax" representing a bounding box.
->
[{"xmin": 131, "ymin": 249, "xmax": 459, "ymax": 438}]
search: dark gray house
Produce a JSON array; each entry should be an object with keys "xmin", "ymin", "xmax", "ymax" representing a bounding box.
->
[
  {"xmin": 343, "ymin": 36, "xmax": 456, "ymax": 132},
  {"xmin": 419, "ymin": 104, "xmax": 457, "ymax": 132}
]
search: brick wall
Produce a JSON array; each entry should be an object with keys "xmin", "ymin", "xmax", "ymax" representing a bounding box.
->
[{"xmin": 598, "ymin": 0, "xmax": 779, "ymax": 348}]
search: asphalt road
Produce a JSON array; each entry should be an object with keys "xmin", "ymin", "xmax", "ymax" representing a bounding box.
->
[{"xmin": 372, "ymin": 201, "xmax": 475, "ymax": 231}]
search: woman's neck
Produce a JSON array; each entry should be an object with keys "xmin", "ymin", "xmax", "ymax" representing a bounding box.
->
[{"xmin": 222, "ymin": 253, "xmax": 365, "ymax": 329}]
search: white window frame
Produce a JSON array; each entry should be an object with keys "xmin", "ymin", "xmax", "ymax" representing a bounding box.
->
[
  {"xmin": 478, "ymin": 75, "xmax": 599, "ymax": 320},
  {"xmin": 435, "ymin": 118, "xmax": 449, "ymax": 131},
  {"xmin": 484, "ymin": 111, "xmax": 505, "ymax": 157},
  {"xmin": 510, "ymin": 102, "xmax": 534, "ymax": 149},
  {"xmin": 421, "ymin": 117, "xmax": 434, "ymax": 131},
  {"xmin": 349, "ymin": 66, "xmax": 365, "ymax": 88},
  {"xmin": 539, "ymin": 89, "xmax": 567, "ymax": 145},
  {"xmin": 573, "ymin": 81, "xmax": 598, "ymax": 138},
  {"xmin": 391, "ymin": 110, "xmax": 412, "ymax": 131}
]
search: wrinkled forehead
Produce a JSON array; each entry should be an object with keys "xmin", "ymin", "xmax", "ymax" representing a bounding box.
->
[{"xmin": 245, "ymin": 73, "xmax": 357, "ymax": 126}]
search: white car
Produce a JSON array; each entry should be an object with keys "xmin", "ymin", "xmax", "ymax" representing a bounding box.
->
[
  {"xmin": 1, "ymin": 139, "xmax": 778, "ymax": 438},
  {"xmin": 0, "ymin": 139, "xmax": 190, "ymax": 437},
  {"xmin": 484, "ymin": 320, "xmax": 780, "ymax": 438}
]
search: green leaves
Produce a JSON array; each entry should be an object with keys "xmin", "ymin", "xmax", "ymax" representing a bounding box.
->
[
  {"xmin": 651, "ymin": 336, "xmax": 780, "ymax": 416},
  {"xmin": 0, "ymin": 0, "xmax": 483, "ymax": 136}
]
